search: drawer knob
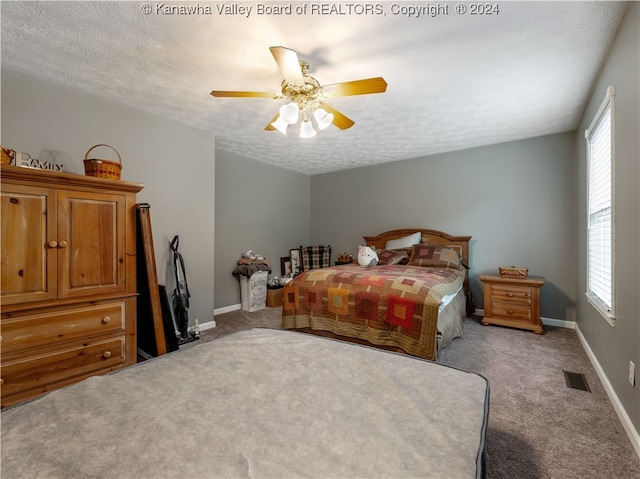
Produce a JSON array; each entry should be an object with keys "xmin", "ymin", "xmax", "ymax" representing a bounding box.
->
[
  {"xmin": 58, "ymin": 240, "xmax": 68, "ymax": 249},
  {"xmin": 102, "ymin": 316, "xmax": 111, "ymax": 324},
  {"xmin": 507, "ymin": 292, "xmax": 513, "ymax": 297},
  {"xmin": 102, "ymin": 351, "xmax": 112, "ymax": 359},
  {"xmin": 507, "ymin": 309, "xmax": 514, "ymax": 315},
  {"xmin": 48, "ymin": 240, "xmax": 58, "ymax": 248}
]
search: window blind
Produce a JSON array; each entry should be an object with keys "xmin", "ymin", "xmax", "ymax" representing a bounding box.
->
[{"xmin": 586, "ymin": 89, "xmax": 614, "ymax": 322}]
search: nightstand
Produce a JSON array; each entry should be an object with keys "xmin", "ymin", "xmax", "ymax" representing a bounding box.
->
[
  {"xmin": 479, "ymin": 274, "xmax": 545, "ymax": 334},
  {"xmin": 266, "ymin": 287, "xmax": 284, "ymax": 307}
]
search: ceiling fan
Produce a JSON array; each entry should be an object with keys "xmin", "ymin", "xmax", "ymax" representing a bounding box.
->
[{"xmin": 210, "ymin": 46, "xmax": 387, "ymax": 138}]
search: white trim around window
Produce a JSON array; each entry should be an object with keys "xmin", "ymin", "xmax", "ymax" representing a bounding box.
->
[{"xmin": 584, "ymin": 85, "xmax": 615, "ymax": 326}]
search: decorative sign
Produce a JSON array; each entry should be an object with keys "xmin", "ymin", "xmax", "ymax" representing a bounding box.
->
[{"xmin": 16, "ymin": 152, "xmax": 63, "ymax": 171}]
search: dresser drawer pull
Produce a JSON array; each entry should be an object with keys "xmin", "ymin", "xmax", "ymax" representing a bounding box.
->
[
  {"xmin": 102, "ymin": 316, "xmax": 111, "ymax": 324},
  {"xmin": 507, "ymin": 292, "xmax": 513, "ymax": 297},
  {"xmin": 48, "ymin": 240, "xmax": 58, "ymax": 248},
  {"xmin": 58, "ymin": 240, "xmax": 68, "ymax": 248},
  {"xmin": 102, "ymin": 351, "xmax": 112, "ymax": 359},
  {"xmin": 507, "ymin": 309, "xmax": 514, "ymax": 315}
]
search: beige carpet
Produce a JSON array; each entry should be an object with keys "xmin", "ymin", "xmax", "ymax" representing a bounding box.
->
[{"xmin": 200, "ymin": 307, "xmax": 640, "ymax": 479}]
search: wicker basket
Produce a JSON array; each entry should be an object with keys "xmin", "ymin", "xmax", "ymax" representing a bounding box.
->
[
  {"xmin": 499, "ymin": 266, "xmax": 528, "ymax": 279},
  {"xmin": 83, "ymin": 144, "xmax": 122, "ymax": 180},
  {"xmin": 1, "ymin": 146, "xmax": 15, "ymax": 166}
]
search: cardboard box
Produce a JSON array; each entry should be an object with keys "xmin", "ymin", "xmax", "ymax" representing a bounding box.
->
[{"xmin": 266, "ymin": 288, "xmax": 284, "ymax": 308}]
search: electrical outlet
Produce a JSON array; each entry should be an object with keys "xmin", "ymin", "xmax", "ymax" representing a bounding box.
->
[{"xmin": 629, "ymin": 361, "xmax": 636, "ymax": 386}]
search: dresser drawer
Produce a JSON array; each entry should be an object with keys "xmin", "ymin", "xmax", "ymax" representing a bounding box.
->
[
  {"xmin": 489, "ymin": 285, "xmax": 533, "ymax": 305},
  {"xmin": 489, "ymin": 303, "xmax": 532, "ymax": 322},
  {"xmin": 1, "ymin": 301, "xmax": 125, "ymax": 355},
  {"xmin": 0, "ymin": 337, "xmax": 125, "ymax": 399}
]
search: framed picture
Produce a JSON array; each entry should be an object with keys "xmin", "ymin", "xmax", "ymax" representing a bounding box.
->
[
  {"xmin": 280, "ymin": 256, "xmax": 292, "ymax": 277},
  {"xmin": 289, "ymin": 248, "xmax": 301, "ymax": 276}
]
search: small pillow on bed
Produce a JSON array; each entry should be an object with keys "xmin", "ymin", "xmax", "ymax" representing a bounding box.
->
[
  {"xmin": 384, "ymin": 232, "xmax": 421, "ymax": 250},
  {"xmin": 376, "ymin": 249, "xmax": 409, "ymax": 265},
  {"xmin": 408, "ymin": 244, "xmax": 462, "ymax": 269}
]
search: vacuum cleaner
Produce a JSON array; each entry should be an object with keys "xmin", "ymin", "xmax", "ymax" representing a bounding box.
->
[{"xmin": 170, "ymin": 235, "xmax": 199, "ymax": 345}]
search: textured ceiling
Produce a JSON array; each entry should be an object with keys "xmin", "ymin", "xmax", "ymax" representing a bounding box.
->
[{"xmin": 0, "ymin": 1, "xmax": 628, "ymax": 175}]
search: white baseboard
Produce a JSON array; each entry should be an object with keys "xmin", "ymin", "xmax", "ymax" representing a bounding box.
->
[
  {"xmin": 575, "ymin": 324, "xmax": 640, "ymax": 458},
  {"xmin": 198, "ymin": 320, "xmax": 217, "ymax": 331},
  {"xmin": 214, "ymin": 303, "xmax": 241, "ymax": 316},
  {"xmin": 187, "ymin": 319, "xmax": 217, "ymax": 332},
  {"xmin": 541, "ymin": 316, "xmax": 576, "ymax": 329}
]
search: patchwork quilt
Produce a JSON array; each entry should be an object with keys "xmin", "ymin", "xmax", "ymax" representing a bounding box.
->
[{"xmin": 281, "ymin": 263, "xmax": 465, "ymax": 360}]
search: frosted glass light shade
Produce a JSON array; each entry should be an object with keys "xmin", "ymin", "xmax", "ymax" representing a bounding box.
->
[
  {"xmin": 271, "ymin": 116, "xmax": 289, "ymax": 135},
  {"xmin": 280, "ymin": 102, "xmax": 299, "ymax": 124},
  {"xmin": 299, "ymin": 119, "xmax": 316, "ymax": 138},
  {"xmin": 313, "ymin": 108, "xmax": 334, "ymax": 130}
]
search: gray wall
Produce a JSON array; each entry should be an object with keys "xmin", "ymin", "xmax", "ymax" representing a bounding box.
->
[
  {"xmin": 214, "ymin": 150, "xmax": 310, "ymax": 309},
  {"xmin": 1, "ymin": 70, "xmax": 216, "ymax": 326},
  {"xmin": 575, "ymin": 2, "xmax": 639, "ymax": 434},
  {"xmin": 311, "ymin": 133, "xmax": 577, "ymax": 321}
]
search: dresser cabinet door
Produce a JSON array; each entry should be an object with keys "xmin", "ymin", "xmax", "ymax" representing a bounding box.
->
[
  {"xmin": 1, "ymin": 185, "xmax": 57, "ymax": 305},
  {"xmin": 56, "ymin": 190, "xmax": 126, "ymax": 299}
]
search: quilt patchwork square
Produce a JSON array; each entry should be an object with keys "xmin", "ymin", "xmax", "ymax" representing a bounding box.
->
[
  {"xmin": 386, "ymin": 295, "xmax": 416, "ymax": 329},
  {"xmin": 358, "ymin": 274, "xmax": 388, "ymax": 288},
  {"xmin": 355, "ymin": 291, "xmax": 380, "ymax": 322},
  {"xmin": 334, "ymin": 271, "xmax": 360, "ymax": 285},
  {"xmin": 327, "ymin": 287, "xmax": 350, "ymax": 315},
  {"xmin": 283, "ymin": 284, "xmax": 299, "ymax": 310},
  {"xmin": 390, "ymin": 276, "xmax": 425, "ymax": 295},
  {"xmin": 305, "ymin": 286, "xmax": 325, "ymax": 310},
  {"xmin": 306, "ymin": 269, "xmax": 334, "ymax": 282}
]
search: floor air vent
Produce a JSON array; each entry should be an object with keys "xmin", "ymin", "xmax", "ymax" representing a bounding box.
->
[{"xmin": 563, "ymin": 370, "xmax": 591, "ymax": 392}]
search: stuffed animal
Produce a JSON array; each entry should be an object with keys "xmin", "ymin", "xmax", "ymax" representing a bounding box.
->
[{"xmin": 357, "ymin": 245, "xmax": 379, "ymax": 266}]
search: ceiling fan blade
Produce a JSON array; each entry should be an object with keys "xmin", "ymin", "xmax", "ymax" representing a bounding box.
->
[
  {"xmin": 321, "ymin": 77, "xmax": 388, "ymax": 98},
  {"xmin": 320, "ymin": 103, "xmax": 355, "ymax": 130},
  {"xmin": 269, "ymin": 46, "xmax": 304, "ymax": 86},
  {"xmin": 264, "ymin": 113, "xmax": 279, "ymax": 131},
  {"xmin": 211, "ymin": 90, "xmax": 275, "ymax": 98}
]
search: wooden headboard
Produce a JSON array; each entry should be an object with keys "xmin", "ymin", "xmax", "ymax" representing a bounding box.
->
[{"xmin": 363, "ymin": 228, "xmax": 473, "ymax": 313}]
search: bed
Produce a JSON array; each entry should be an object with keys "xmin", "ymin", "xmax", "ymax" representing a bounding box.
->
[
  {"xmin": 1, "ymin": 328, "xmax": 489, "ymax": 479},
  {"xmin": 282, "ymin": 228, "xmax": 473, "ymax": 360}
]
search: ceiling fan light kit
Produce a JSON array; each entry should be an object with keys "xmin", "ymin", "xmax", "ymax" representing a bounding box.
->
[
  {"xmin": 299, "ymin": 118, "xmax": 317, "ymax": 139},
  {"xmin": 279, "ymin": 102, "xmax": 299, "ymax": 124},
  {"xmin": 271, "ymin": 104, "xmax": 333, "ymax": 138},
  {"xmin": 211, "ymin": 46, "xmax": 387, "ymax": 139}
]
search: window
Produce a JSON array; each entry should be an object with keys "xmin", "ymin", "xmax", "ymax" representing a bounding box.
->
[{"xmin": 585, "ymin": 85, "xmax": 615, "ymax": 326}]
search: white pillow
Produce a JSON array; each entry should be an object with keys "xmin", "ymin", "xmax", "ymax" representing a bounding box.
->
[{"xmin": 385, "ymin": 231, "xmax": 421, "ymax": 250}]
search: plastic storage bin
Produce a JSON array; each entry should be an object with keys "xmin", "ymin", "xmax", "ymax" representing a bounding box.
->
[{"xmin": 240, "ymin": 271, "xmax": 268, "ymax": 311}]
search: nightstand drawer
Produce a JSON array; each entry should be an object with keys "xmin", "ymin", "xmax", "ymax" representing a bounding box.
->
[
  {"xmin": 490, "ymin": 303, "xmax": 532, "ymax": 321},
  {"xmin": 490, "ymin": 285, "xmax": 533, "ymax": 305}
]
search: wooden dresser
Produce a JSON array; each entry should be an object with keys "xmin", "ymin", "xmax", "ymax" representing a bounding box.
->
[
  {"xmin": 479, "ymin": 274, "xmax": 545, "ymax": 335},
  {"xmin": 1, "ymin": 165, "xmax": 144, "ymax": 407}
]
